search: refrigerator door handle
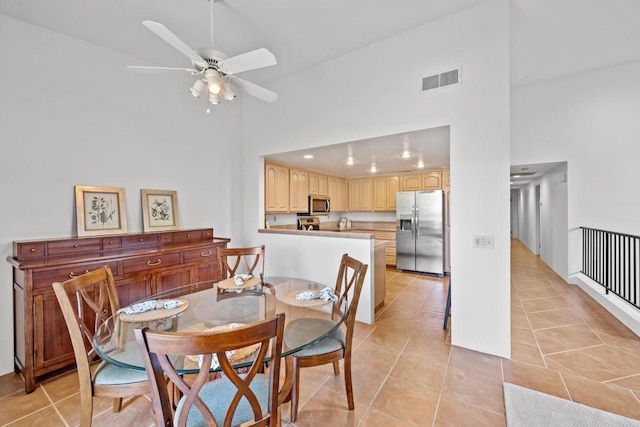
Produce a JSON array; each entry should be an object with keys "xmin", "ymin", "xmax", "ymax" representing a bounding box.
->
[
  {"xmin": 411, "ymin": 206, "xmax": 416, "ymax": 240},
  {"xmin": 415, "ymin": 207, "xmax": 419, "ymax": 239}
]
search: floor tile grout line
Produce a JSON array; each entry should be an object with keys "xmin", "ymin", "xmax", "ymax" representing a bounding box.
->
[{"xmin": 39, "ymin": 384, "xmax": 71, "ymax": 427}]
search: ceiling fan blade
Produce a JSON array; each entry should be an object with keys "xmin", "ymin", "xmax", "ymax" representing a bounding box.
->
[
  {"xmin": 231, "ymin": 77, "xmax": 278, "ymax": 103},
  {"xmin": 142, "ymin": 20, "xmax": 207, "ymax": 68},
  {"xmin": 217, "ymin": 48, "xmax": 277, "ymax": 75},
  {"xmin": 127, "ymin": 65, "xmax": 199, "ymax": 74}
]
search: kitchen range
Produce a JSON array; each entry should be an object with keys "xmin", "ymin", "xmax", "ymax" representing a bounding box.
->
[{"xmin": 297, "ymin": 216, "xmax": 320, "ymax": 230}]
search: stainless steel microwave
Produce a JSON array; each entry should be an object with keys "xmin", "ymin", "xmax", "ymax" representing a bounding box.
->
[{"xmin": 308, "ymin": 195, "xmax": 330, "ymax": 215}]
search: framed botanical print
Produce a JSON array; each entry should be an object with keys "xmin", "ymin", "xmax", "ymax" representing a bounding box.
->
[
  {"xmin": 75, "ymin": 185, "xmax": 127, "ymax": 236},
  {"xmin": 141, "ymin": 189, "xmax": 180, "ymax": 232}
]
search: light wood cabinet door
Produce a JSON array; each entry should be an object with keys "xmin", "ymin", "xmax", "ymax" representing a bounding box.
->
[
  {"xmin": 347, "ymin": 179, "xmax": 362, "ymax": 211},
  {"xmin": 318, "ymin": 174, "xmax": 329, "ymax": 196},
  {"xmin": 265, "ymin": 163, "xmax": 289, "ymax": 213},
  {"xmin": 373, "ymin": 177, "xmax": 388, "ymax": 211},
  {"xmin": 387, "ymin": 175, "xmax": 399, "ymax": 210},
  {"xmin": 422, "ymin": 172, "xmax": 442, "ymax": 190},
  {"xmin": 401, "ymin": 174, "xmax": 422, "ymax": 191},
  {"xmin": 442, "ymin": 168, "xmax": 450, "ymax": 188},
  {"xmin": 328, "ymin": 176, "xmax": 347, "ymax": 212},
  {"xmin": 289, "ymin": 168, "xmax": 309, "ymax": 213},
  {"xmin": 347, "ymin": 178, "xmax": 372, "ymax": 211},
  {"xmin": 309, "ymin": 172, "xmax": 319, "ymax": 196}
]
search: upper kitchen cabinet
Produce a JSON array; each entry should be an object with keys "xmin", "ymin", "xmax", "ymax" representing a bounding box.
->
[
  {"xmin": 309, "ymin": 172, "xmax": 329, "ymax": 197},
  {"xmin": 328, "ymin": 176, "xmax": 347, "ymax": 212},
  {"xmin": 422, "ymin": 171, "xmax": 442, "ymax": 190},
  {"xmin": 373, "ymin": 175, "xmax": 399, "ymax": 211},
  {"xmin": 400, "ymin": 171, "xmax": 443, "ymax": 191},
  {"xmin": 265, "ymin": 163, "xmax": 289, "ymax": 213},
  {"xmin": 442, "ymin": 168, "xmax": 450, "ymax": 188},
  {"xmin": 289, "ymin": 168, "xmax": 309, "ymax": 213},
  {"xmin": 347, "ymin": 178, "xmax": 372, "ymax": 211}
]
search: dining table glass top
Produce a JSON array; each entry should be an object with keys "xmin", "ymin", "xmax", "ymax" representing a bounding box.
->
[{"xmin": 93, "ymin": 276, "xmax": 344, "ymax": 373}]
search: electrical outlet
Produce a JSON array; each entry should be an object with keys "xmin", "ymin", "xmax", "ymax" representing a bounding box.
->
[{"xmin": 473, "ymin": 235, "xmax": 494, "ymax": 249}]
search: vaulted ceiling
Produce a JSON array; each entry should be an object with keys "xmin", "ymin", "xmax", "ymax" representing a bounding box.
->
[{"xmin": 2, "ymin": 0, "xmax": 639, "ymax": 179}]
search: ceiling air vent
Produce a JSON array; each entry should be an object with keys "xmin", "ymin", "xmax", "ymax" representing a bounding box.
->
[{"xmin": 422, "ymin": 69, "xmax": 460, "ymax": 91}]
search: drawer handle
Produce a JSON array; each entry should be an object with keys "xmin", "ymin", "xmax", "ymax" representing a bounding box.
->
[
  {"xmin": 139, "ymin": 238, "xmax": 145, "ymax": 242},
  {"xmin": 187, "ymin": 234, "xmax": 191, "ymax": 237},
  {"xmin": 73, "ymin": 244, "xmax": 78, "ymax": 248},
  {"xmin": 146, "ymin": 259, "xmax": 162, "ymax": 266},
  {"xmin": 30, "ymin": 248, "xmax": 36, "ymax": 252},
  {"xmin": 200, "ymin": 250, "xmax": 212, "ymax": 257}
]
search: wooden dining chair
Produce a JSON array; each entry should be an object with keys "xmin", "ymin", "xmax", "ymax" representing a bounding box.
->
[
  {"xmin": 217, "ymin": 245, "xmax": 272, "ymax": 296},
  {"xmin": 52, "ymin": 266, "xmax": 149, "ymax": 427},
  {"xmin": 135, "ymin": 313, "xmax": 285, "ymax": 427},
  {"xmin": 285, "ymin": 253, "xmax": 368, "ymax": 422}
]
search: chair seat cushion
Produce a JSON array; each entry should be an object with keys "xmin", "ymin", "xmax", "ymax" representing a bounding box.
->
[
  {"xmin": 284, "ymin": 318, "xmax": 345, "ymax": 357},
  {"xmin": 175, "ymin": 374, "xmax": 269, "ymax": 427},
  {"xmin": 93, "ymin": 360, "xmax": 148, "ymax": 385}
]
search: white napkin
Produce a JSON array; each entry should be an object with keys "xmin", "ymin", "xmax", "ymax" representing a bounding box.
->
[
  {"xmin": 296, "ymin": 287, "xmax": 338, "ymax": 302},
  {"xmin": 233, "ymin": 273, "xmax": 253, "ymax": 286},
  {"xmin": 117, "ymin": 299, "xmax": 183, "ymax": 315}
]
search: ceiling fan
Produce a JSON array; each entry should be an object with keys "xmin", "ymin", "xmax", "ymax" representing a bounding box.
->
[{"xmin": 127, "ymin": 0, "xmax": 278, "ymax": 106}]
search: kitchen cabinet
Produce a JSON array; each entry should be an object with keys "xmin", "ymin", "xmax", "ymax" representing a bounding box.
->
[
  {"xmin": 309, "ymin": 173, "xmax": 329, "ymax": 197},
  {"xmin": 265, "ymin": 163, "xmax": 289, "ymax": 213},
  {"xmin": 374, "ymin": 230, "xmax": 397, "ymax": 266},
  {"xmin": 442, "ymin": 168, "xmax": 450, "ymax": 188},
  {"xmin": 328, "ymin": 176, "xmax": 347, "ymax": 212},
  {"xmin": 289, "ymin": 168, "xmax": 309, "ymax": 213},
  {"xmin": 8, "ymin": 228, "xmax": 229, "ymax": 393},
  {"xmin": 373, "ymin": 175, "xmax": 399, "ymax": 211},
  {"xmin": 422, "ymin": 171, "xmax": 443, "ymax": 190},
  {"xmin": 347, "ymin": 178, "xmax": 372, "ymax": 211},
  {"xmin": 400, "ymin": 172, "xmax": 442, "ymax": 191}
]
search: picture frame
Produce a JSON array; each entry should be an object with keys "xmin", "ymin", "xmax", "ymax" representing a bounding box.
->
[
  {"xmin": 141, "ymin": 189, "xmax": 180, "ymax": 232},
  {"xmin": 75, "ymin": 185, "xmax": 127, "ymax": 237}
]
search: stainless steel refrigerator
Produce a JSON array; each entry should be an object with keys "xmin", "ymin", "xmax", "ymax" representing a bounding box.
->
[{"xmin": 396, "ymin": 190, "xmax": 444, "ymax": 275}]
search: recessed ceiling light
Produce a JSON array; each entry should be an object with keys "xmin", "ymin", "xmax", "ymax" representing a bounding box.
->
[
  {"xmin": 370, "ymin": 163, "xmax": 377, "ymax": 173},
  {"xmin": 346, "ymin": 156, "xmax": 355, "ymax": 165},
  {"xmin": 417, "ymin": 159, "xmax": 425, "ymax": 168},
  {"xmin": 521, "ymin": 167, "xmax": 529, "ymax": 171},
  {"xmin": 512, "ymin": 174, "xmax": 521, "ymax": 178},
  {"xmin": 401, "ymin": 150, "xmax": 412, "ymax": 159},
  {"xmin": 303, "ymin": 154, "xmax": 314, "ymax": 159}
]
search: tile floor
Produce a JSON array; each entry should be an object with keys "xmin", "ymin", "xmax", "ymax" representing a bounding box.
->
[{"xmin": 2, "ymin": 239, "xmax": 640, "ymax": 426}]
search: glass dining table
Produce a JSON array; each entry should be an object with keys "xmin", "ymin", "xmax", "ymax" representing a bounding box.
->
[{"xmin": 93, "ymin": 276, "xmax": 344, "ymax": 405}]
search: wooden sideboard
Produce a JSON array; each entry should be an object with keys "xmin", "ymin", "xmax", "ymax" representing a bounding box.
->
[{"xmin": 7, "ymin": 227, "xmax": 229, "ymax": 393}]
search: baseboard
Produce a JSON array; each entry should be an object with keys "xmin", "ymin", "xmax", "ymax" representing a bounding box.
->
[{"xmin": 569, "ymin": 273, "xmax": 640, "ymax": 338}]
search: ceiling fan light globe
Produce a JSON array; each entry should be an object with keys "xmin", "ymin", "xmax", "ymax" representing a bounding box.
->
[
  {"xmin": 189, "ymin": 79, "xmax": 206, "ymax": 98},
  {"xmin": 209, "ymin": 93, "xmax": 222, "ymax": 104},
  {"xmin": 208, "ymin": 83, "xmax": 222, "ymax": 95},
  {"xmin": 222, "ymin": 85, "xmax": 236, "ymax": 101}
]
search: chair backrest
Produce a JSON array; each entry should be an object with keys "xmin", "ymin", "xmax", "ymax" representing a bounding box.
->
[
  {"xmin": 52, "ymin": 266, "xmax": 121, "ymax": 388},
  {"xmin": 333, "ymin": 254, "xmax": 368, "ymax": 347},
  {"xmin": 218, "ymin": 245, "xmax": 266, "ymax": 281},
  {"xmin": 135, "ymin": 313, "xmax": 285, "ymax": 427}
]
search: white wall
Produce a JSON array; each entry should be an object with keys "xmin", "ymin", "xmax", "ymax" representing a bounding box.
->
[
  {"xmin": 516, "ymin": 164, "xmax": 569, "ymax": 279},
  {"xmin": 242, "ymin": 0, "xmax": 511, "ymax": 357},
  {"xmin": 0, "ymin": 16, "xmax": 244, "ymax": 374},
  {"xmin": 511, "ymin": 60, "xmax": 640, "ymax": 276}
]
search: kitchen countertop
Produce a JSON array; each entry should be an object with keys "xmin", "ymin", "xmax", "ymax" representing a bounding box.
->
[{"xmin": 259, "ymin": 228, "xmax": 374, "ymax": 239}]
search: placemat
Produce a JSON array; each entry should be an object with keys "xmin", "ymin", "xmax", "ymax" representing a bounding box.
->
[
  {"xmin": 217, "ymin": 276, "xmax": 262, "ymax": 290},
  {"xmin": 118, "ymin": 299, "xmax": 189, "ymax": 323},
  {"xmin": 282, "ymin": 291, "xmax": 332, "ymax": 307},
  {"xmin": 184, "ymin": 323, "xmax": 261, "ymax": 369}
]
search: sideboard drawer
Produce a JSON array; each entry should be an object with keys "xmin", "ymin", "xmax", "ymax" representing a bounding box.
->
[
  {"xmin": 122, "ymin": 252, "xmax": 180, "ymax": 274},
  {"xmin": 183, "ymin": 246, "xmax": 217, "ymax": 263},
  {"xmin": 48, "ymin": 238, "xmax": 101, "ymax": 256},
  {"xmin": 101, "ymin": 237, "xmax": 122, "ymax": 249},
  {"xmin": 122, "ymin": 234, "xmax": 160, "ymax": 248},
  {"xmin": 32, "ymin": 261, "xmax": 119, "ymax": 290},
  {"xmin": 15, "ymin": 243, "xmax": 46, "ymax": 260},
  {"xmin": 173, "ymin": 230, "xmax": 205, "ymax": 243}
]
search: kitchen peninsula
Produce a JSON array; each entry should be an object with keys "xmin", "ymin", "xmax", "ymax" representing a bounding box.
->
[{"xmin": 258, "ymin": 226, "xmax": 386, "ymax": 323}]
